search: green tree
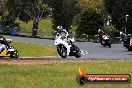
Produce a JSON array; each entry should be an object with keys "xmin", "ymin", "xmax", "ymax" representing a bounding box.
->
[
  {"xmin": 103, "ymin": 25, "xmax": 119, "ymax": 37},
  {"xmin": 76, "ymin": 8, "xmax": 104, "ymax": 37},
  {"xmin": 49, "ymin": 0, "xmax": 78, "ymax": 30},
  {"xmin": 1, "ymin": 14, "xmax": 20, "ymax": 34},
  {"xmin": 77, "ymin": 0, "xmax": 104, "ymax": 12},
  {"xmin": 105, "ymin": 0, "xmax": 132, "ymax": 34},
  {"xmin": 6, "ymin": 0, "xmax": 48, "ymax": 37},
  {"xmin": 74, "ymin": 0, "xmax": 106, "ymax": 25},
  {"xmin": 0, "ymin": 0, "xmax": 7, "ymax": 16}
]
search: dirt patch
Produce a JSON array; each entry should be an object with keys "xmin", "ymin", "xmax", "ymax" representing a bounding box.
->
[
  {"xmin": 0, "ymin": 59, "xmax": 129, "ymax": 65},
  {"xmin": 0, "ymin": 60, "xmax": 66, "ymax": 65},
  {"xmin": 0, "ymin": 59, "xmax": 101, "ymax": 65}
]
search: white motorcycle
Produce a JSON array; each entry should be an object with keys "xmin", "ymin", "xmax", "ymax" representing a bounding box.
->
[
  {"xmin": 101, "ymin": 35, "xmax": 111, "ymax": 47},
  {"xmin": 54, "ymin": 29, "xmax": 81, "ymax": 58}
]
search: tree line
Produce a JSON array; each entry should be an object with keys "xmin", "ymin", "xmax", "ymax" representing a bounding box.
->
[{"xmin": 0, "ymin": 0, "xmax": 132, "ymax": 37}]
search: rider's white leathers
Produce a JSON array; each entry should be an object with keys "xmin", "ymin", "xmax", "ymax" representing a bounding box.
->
[
  {"xmin": 0, "ymin": 39, "xmax": 15, "ymax": 53},
  {"xmin": 0, "ymin": 44, "xmax": 5, "ymax": 53},
  {"xmin": 54, "ymin": 29, "xmax": 74, "ymax": 56}
]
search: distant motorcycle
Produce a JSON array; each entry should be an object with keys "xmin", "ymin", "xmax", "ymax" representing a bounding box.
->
[
  {"xmin": 101, "ymin": 35, "xmax": 111, "ymax": 47},
  {"xmin": 54, "ymin": 27, "xmax": 81, "ymax": 58},
  {"xmin": 127, "ymin": 38, "xmax": 132, "ymax": 51},
  {"xmin": 121, "ymin": 34, "xmax": 132, "ymax": 51},
  {"xmin": 120, "ymin": 31, "xmax": 127, "ymax": 47}
]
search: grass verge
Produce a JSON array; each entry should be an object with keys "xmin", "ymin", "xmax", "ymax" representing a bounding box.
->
[
  {"xmin": 0, "ymin": 60, "xmax": 131, "ymax": 88},
  {"xmin": 11, "ymin": 42, "xmax": 57, "ymax": 57},
  {"xmin": 16, "ymin": 18, "xmax": 53, "ymax": 37}
]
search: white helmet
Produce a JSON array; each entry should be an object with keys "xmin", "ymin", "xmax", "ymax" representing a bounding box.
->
[
  {"xmin": 120, "ymin": 31, "xmax": 123, "ymax": 35},
  {"xmin": 98, "ymin": 29, "xmax": 101, "ymax": 33},
  {"xmin": 57, "ymin": 26, "xmax": 63, "ymax": 30}
]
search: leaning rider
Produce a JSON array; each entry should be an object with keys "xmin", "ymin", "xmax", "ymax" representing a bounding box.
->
[
  {"xmin": 98, "ymin": 29, "xmax": 107, "ymax": 43},
  {"xmin": 56, "ymin": 26, "xmax": 74, "ymax": 56},
  {"xmin": 0, "ymin": 35, "xmax": 12, "ymax": 53},
  {"xmin": 120, "ymin": 31, "xmax": 127, "ymax": 43}
]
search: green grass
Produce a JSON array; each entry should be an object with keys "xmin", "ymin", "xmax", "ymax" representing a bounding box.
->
[
  {"xmin": 16, "ymin": 18, "xmax": 78, "ymax": 37},
  {"xmin": 11, "ymin": 42, "xmax": 57, "ymax": 57},
  {"xmin": 0, "ymin": 60, "xmax": 132, "ymax": 88},
  {"xmin": 16, "ymin": 18, "xmax": 53, "ymax": 37}
]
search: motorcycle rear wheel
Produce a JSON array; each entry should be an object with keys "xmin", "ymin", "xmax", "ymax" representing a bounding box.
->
[
  {"xmin": 108, "ymin": 43, "xmax": 111, "ymax": 48},
  {"xmin": 75, "ymin": 52, "xmax": 81, "ymax": 58},
  {"xmin": 75, "ymin": 46, "xmax": 81, "ymax": 58},
  {"xmin": 10, "ymin": 46, "xmax": 19, "ymax": 58}
]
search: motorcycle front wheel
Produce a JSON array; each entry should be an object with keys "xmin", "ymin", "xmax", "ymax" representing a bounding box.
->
[
  {"xmin": 57, "ymin": 45, "xmax": 67, "ymax": 58},
  {"xmin": 107, "ymin": 42, "xmax": 111, "ymax": 48}
]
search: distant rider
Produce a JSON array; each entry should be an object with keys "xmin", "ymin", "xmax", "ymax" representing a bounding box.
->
[
  {"xmin": 120, "ymin": 31, "xmax": 126, "ymax": 44},
  {"xmin": 98, "ymin": 29, "xmax": 107, "ymax": 44}
]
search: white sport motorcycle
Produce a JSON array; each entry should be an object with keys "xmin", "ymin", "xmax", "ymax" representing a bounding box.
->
[
  {"xmin": 54, "ymin": 29, "xmax": 81, "ymax": 58},
  {"xmin": 101, "ymin": 35, "xmax": 111, "ymax": 47}
]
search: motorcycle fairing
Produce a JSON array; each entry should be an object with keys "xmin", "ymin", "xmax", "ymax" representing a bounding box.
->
[
  {"xmin": 54, "ymin": 36, "xmax": 72, "ymax": 56},
  {"xmin": 0, "ymin": 49, "xmax": 10, "ymax": 57}
]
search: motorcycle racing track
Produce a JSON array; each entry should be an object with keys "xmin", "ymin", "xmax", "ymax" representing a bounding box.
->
[{"xmin": 3, "ymin": 35, "xmax": 132, "ymax": 60}]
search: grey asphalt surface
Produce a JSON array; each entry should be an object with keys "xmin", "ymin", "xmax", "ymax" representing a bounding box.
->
[{"xmin": 4, "ymin": 35, "xmax": 132, "ymax": 59}]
